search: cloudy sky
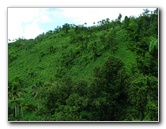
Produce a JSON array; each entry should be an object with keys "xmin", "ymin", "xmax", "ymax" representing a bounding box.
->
[{"xmin": 8, "ymin": 8, "xmax": 156, "ymax": 41}]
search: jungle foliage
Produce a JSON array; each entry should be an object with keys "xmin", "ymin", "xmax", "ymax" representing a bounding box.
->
[{"xmin": 8, "ymin": 8, "xmax": 158, "ymax": 121}]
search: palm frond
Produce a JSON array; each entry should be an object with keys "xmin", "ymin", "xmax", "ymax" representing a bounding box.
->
[{"xmin": 149, "ymin": 39, "xmax": 158, "ymax": 52}]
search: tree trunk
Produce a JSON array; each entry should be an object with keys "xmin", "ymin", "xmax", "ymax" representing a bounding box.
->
[
  {"xmin": 15, "ymin": 105, "xmax": 17, "ymax": 118},
  {"xmin": 21, "ymin": 106, "xmax": 24, "ymax": 118}
]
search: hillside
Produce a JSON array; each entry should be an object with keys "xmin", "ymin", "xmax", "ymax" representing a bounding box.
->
[{"xmin": 8, "ymin": 9, "xmax": 158, "ymax": 121}]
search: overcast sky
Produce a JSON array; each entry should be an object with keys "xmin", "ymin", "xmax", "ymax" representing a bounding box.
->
[{"xmin": 8, "ymin": 8, "xmax": 156, "ymax": 41}]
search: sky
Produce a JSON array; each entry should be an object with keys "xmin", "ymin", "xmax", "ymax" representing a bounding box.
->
[{"xmin": 8, "ymin": 8, "xmax": 156, "ymax": 41}]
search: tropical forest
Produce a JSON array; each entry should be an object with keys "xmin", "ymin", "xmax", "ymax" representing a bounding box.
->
[{"xmin": 8, "ymin": 8, "xmax": 158, "ymax": 121}]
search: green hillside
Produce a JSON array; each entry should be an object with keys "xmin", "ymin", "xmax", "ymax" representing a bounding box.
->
[{"xmin": 8, "ymin": 9, "xmax": 158, "ymax": 121}]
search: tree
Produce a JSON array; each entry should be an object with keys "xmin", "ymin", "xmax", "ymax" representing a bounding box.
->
[
  {"xmin": 118, "ymin": 13, "xmax": 122, "ymax": 22},
  {"xmin": 30, "ymin": 81, "xmax": 43, "ymax": 110},
  {"xmin": 62, "ymin": 23, "xmax": 70, "ymax": 33},
  {"xmin": 8, "ymin": 77, "xmax": 27, "ymax": 120},
  {"xmin": 92, "ymin": 56, "xmax": 128, "ymax": 120},
  {"xmin": 154, "ymin": 8, "xmax": 158, "ymax": 14},
  {"xmin": 126, "ymin": 74, "xmax": 158, "ymax": 121},
  {"xmin": 143, "ymin": 9, "xmax": 150, "ymax": 16}
]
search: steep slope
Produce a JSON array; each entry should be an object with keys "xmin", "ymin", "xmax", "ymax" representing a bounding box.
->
[{"xmin": 8, "ymin": 9, "xmax": 158, "ymax": 121}]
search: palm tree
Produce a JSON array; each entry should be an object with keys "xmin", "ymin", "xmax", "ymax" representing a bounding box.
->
[
  {"xmin": 149, "ymin": 39, "xmax": 158, "ymax": 52},
  {"xmin": 8, "ymin": 80, "xmax": 27, "ymax": 119},
  {"xmin": 30, "ymin": 81, "xmax": 43, "ymax": 110}
]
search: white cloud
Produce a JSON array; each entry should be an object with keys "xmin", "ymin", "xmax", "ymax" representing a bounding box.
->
[
  {"xmin": 22, "ymin": 23, "xmax": 44, "ymax": 39},
  {"xmin": 8, "ymin": 8, "xmax": 51, "ymax": 40}
]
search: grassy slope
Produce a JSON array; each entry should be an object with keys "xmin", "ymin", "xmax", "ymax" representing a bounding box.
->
[{"xmin": 8, "ymin": 27, "xmax": 137, "ymax": 102}]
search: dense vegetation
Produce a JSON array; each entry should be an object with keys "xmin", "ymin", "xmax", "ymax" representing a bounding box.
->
[{"xmin": 8, "ymin": 8, "xmax": 158, "ymax": 121}]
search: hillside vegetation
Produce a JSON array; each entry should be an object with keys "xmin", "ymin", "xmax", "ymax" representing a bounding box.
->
[{"xmin": 8, "ymin": 8, "xmax": 158, "ymax": 121}]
